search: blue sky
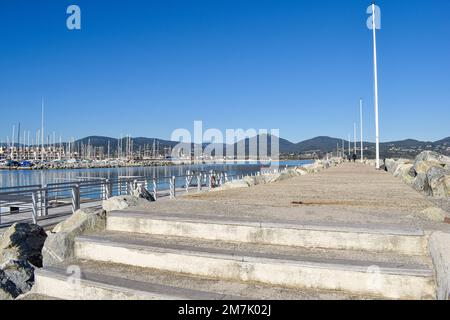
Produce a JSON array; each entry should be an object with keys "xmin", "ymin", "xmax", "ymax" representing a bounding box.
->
[{"xmin": 0, "ymin": 0, "xmax": 449, "ymax": 143}]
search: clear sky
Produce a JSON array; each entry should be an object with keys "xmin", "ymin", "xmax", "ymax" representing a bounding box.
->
[{"xmin": 0, "ymin": 0, "xmax": 449, "ymax": 143}]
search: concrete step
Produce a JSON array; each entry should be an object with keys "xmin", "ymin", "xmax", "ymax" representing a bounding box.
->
[
  {"xmin": 74, "ymin": 231, "xmax": 436, "ymax": 299},
  {"xmin": 17, "ymin": 293, "xmax": 61, "ymax": 300},
  {"xmin": 106, "ymin": 211, "xmax": 428, "ymax": 255},
  {"xmin": 31, "ymin": 260, "xmax": 376, "ymax": 300},
  {"xmin": 32, "ymin": 266, "xmax": 239, "ymax": 300}
]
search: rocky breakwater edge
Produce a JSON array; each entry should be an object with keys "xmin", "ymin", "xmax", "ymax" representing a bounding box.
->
[
  {"xmin": 384, "ymin": 151, "xmax": 450, "ymax": 222},
  {"xmin": 207, "ymin": 158, "xmax": 344, "ymax": 192},
  {"xmin": 0, "ymin": 184, "xmax": 155, "ymax": 300}
]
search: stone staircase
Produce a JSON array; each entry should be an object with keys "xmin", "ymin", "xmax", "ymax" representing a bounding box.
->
[{"xmin": 30, "ymin": 211, "xmax": 437, "ymax": 300}]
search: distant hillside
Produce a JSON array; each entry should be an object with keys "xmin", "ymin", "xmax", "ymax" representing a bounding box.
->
[
  {"xmin": 434, "ymin": 137, "xmax": 450, "ymax": 145},
  {"xmin": 295, "ymin": 136, "xmax": 344, "ymax": 153},
  {"xmin": 3, "ymin": 135, "xmax": 448, "ymax": 158}
]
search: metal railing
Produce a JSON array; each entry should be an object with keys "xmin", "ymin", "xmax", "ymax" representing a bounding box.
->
[{"xmin": 0, "ymin": 167, "xmax": 288, "ymax": 227}]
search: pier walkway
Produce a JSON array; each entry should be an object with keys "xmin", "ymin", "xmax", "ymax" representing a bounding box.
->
[
  {"xmin": 141, "ymin": 162, "xmax": 450, "ymax": 232},
  {"xmin": 27, "ymin": 162, "xmax": 450, "ymax": 300}
]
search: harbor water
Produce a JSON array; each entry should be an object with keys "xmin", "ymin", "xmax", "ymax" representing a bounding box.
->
[{"xmin": 0, "ymin": 160, "xmax": 313, "ymax": 189}]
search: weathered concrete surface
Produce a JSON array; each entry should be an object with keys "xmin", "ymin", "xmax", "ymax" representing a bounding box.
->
[
  {"xmin": 31, "ymin": 259, "xmax": 377, "ymax": 300},
  {"xmin": 30, "ymin": 162, "xmax": 450, "ymax": 300},
  {"xmin": 138, "ymin": 163, "xmax": 450, "ymax": 232},
  {"xmin": 107, "ymin": 211, "xmax": 428, "ymax": 255},
  {"xmin": 190, "ymin": 163, "xmax": 439, "ymax": 214},
  {"xmin": 73, "ymin": 232, "xmax": 435, "ymax": 299},
  {"xmin": 428, "ymin": 232, "xmax": 450, "ymax": 300}
]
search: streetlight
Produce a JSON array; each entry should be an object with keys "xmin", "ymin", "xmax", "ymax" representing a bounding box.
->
[{"xmin": 371, "ymin": 1, "xmax": 381, "ymax": 169}]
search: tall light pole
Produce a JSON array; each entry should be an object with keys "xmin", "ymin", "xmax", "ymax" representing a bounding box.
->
[
  {"xmin": 354, "ymin": 123, "xmax": 357, "ymax": 155},
  {"xmin": 41, "ymin": 98, "xmax": 45, "ymax": 161},
  {"xmin": 360, "ymin": 99, "xmax": 364, "ymax": 162},
  {"xmin": 371, "ymin": 1, "xmax": 380, "ymax": 169}
]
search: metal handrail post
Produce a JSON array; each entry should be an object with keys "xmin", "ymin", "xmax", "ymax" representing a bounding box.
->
[
  {"xmin": 197, "ymin": 174, "xmax": 202, "ymax": 191},
  {"xmin": 107, "ymin": 179, "xmax": 113, "ymax": 199},
  {"xmin": 43, "ymin": 185, "xmax": 49, "ymax": 216},
  {"xmin": 31, "ymin": 191, "xmax": 38, "ymax": 224},
  {"xmin": 172, "ymin": 176, "xmax": 176, "ymax": 198},
  {"xmin": 169, "ymin": 176, "xmax": 176, "ymax": 199},
  {"xmin": 72, "ymin": 184, "xmax": 81, "ymax": 213},
  {"xmin": 152, "ymin": 177, "xmax": 157, "ymax": 200},
  {"xmin": 208, "ymin": 173, "xmax": 212, "ymax": 190}
]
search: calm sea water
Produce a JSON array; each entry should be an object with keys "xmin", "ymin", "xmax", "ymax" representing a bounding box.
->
[{"xmin": 0, "ymin": 160, "xmax": 312, "ymax": 188}]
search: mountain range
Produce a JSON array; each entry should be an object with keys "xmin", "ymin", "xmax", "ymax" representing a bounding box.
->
[
  {"xmin": 73, "ymin": 135, "xmax": 450, "ymax": 158},
  {"xmin": 2, "ymin": 135, "xmax": 449, "ymax": 158}
]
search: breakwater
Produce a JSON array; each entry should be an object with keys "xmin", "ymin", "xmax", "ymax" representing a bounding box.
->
[{"xmin": 0, "ymin": 160, "xmax": 312, "ymax": 189}]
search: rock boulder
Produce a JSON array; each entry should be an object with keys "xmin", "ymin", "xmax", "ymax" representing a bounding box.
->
[
  {"xmin": 0, "ymin": 259, "xmax": 34, "ymax": 300},
  {"xmin": 131, "ymin": 185, "xmax": 156, "ymax": 202},
  {"xmin": 415, "ymin": 151, "xmax": 450, "ymax": 165},
  {"xmin": 42, "ymin": 208, "xmax": 106, "ymax": 267},
  {"xmin": 427, "ymin": 167, "xmax": 448, "ymax": 197},
  {"xmin": 102, "ymin": 195, "xmax": 154, "ymax": 212},
  {"xmin": 412, "ymin": 173, "xmax": 432, "ymax": 196},
  {"xmin": 0, "ymin": 223, "xmax": 47, "ymax": 300},
  {"xmin": 0, "ymin": 223, "xmax": 47, "ymax": 267}
]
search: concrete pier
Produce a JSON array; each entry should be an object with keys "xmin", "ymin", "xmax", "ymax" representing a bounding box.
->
[{"xmin": 28, "ymin": 162, "xmax": 450, "ymax": 300}]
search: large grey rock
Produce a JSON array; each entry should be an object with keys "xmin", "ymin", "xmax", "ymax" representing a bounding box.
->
[
  {"xmin": 0, "ymin": 259, "xmax": 34, "ymax": 300},
  {"xmin": 131, "ymin": 185, "xmax": 156, "ymax": 202},
  {"xmin": 215, "ymin": 180, "xmax": 249, "ymax": 191},
  {"xmin": 398, "ymin": 164, "xmax": 415, "ymax": 185},
  {"xmin": 273, "ymin": 169, "xmax": 302, "ymax": 182},
  {"xmin": 392, "ymin": 163, "xmax": 415, "ymax": 184},
  {"xmin": 0, "ymin": 223, "xmax": 47, "ymax": 268},
  {"xmin": 415, "ymin": 151, "xmax": 450, "ymax": 165},
  {"xmin": 412, "ymin": 173, "xmax": 432, "ymax": 195},
  {"xmin": 384, "ymin": 159, "xmax": 411, "ymax": 175},
  {"xmin": 42, "ymin": 208, "xmax": 106, "ymax": 267},
  {"xmin": 384, "ymin": 159, "xmax": 398, "ymax": 174},
  {"xmin": 52, "ymin": 207, "xmax": 106, "ymax": 234},
  {"xmin": 242, "ymin": 176, "xmax": 257, "ymax": 187},
  {"xmin": 427, "ymin": 167, "xmax": 448, "ymax": 198},
  {"xmin": 294, "ymin": 166, "xmax": 308, "ymax": 176},
  {"xmin": 102, "ymin": 195, "xmax": 154, "ymax": 212},
  {"xmin": 445, "ymin": 176, "xmax": 450, "ymax": 198},
  {"xmin": 413, "ymin": 160, "xmax": 444, "ymax": 176},
  {"xmin": 42, "ymin": 232, "xmax": 75, "ymax": 268},
  {"xmin": 303, "ymin": 161, "xmax": 324, "ymax": 173},
  {"xmin": 428, "ymin": 232, "xmax": 450, "ymax": 300}
]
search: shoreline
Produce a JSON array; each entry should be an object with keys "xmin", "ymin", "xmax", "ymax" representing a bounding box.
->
[{"xmin": 0, "ymin": 159, "xmax": 314, "ymax": 172}]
